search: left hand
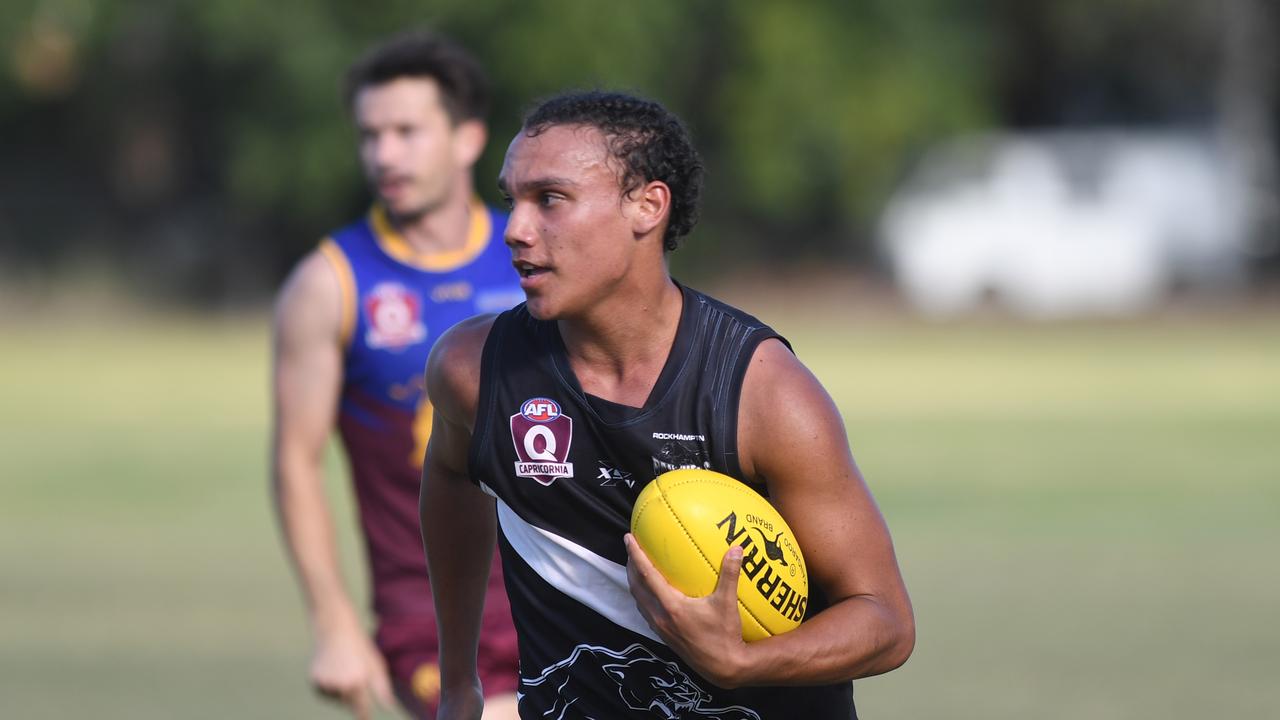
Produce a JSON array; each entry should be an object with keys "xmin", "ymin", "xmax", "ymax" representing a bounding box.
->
[{"xmin": 624, "ymin": 533, "xmax": 754, "ymax": 688}]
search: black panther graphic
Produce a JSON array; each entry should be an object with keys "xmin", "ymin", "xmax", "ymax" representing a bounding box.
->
[
  {"xmin": 520, "ymin": 643, "xmax": 760, "ymax": 720},
  {"xmin": 652, "ymin": 438, "xmax": 711, "ymax": 475}
]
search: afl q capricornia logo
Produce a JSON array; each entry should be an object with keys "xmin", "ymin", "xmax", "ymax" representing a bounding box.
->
[{"xmin": 510, "ymin": 397, "xmax": 574, "ymax": 486}]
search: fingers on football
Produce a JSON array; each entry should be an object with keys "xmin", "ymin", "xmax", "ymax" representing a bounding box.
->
[
  {"xmin": 714, "ymin": 543, "xmax": 744, "ymax": 602},
  {"xmin": 624, "ymin": 534, "xmax": 666, "ymax": 632},
  {"xmin": 626, "ymin": 533, "xmax": 678, "ymax": 599}
]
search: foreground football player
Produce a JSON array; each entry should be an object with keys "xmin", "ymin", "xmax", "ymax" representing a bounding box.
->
[{"xmin": 422, "ymin": 90, "xmax": 914, "ymax": 719}]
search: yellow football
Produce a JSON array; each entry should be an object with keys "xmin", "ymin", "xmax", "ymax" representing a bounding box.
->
[{"xmin": 631, "ymin": 468, "xmax": 808, "ymax": 642}]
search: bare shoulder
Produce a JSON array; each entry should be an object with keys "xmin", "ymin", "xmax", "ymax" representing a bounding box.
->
[
  {"xmin": 271, "ymin": 249, "xmax": 345, "ymax": 437},
  {"xmin": 736, "ymin": 337, "xmax": 847, "ymax": 484},
  {"xmin": 425, "ymin": 314, "xmax": 499, "ymax": 427},
  {"xmin": 273, "ymin": 249, "xmax": 342, "ymax": 339},
  {"xmin": 741, "ymin": 337, "xmax": 831, "ymax": 415}
]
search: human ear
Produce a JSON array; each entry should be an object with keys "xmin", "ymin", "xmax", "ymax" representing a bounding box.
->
[
  {"xmin": 630, "ymin": 180, "xmax": 671, "ymax": 238},
  {"xmin": 452, "ymin": 119, "xmax": 487, "ymax": 169}
]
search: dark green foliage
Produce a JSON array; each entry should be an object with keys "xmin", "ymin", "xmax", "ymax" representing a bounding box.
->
[{"xmin": 0, "ymin": 0, "xmax": 1241, "ymax": 301}]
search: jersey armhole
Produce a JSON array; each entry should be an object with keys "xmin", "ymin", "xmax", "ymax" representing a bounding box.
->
[
  {"xmin": 467, "ymin": 312, "xmax": 509, "ymax": 485},
  {"xmin": 317, "ymin": 238, "xmax": 357, "ymax": 349},
  {"xmin": 720, "ymin": 331, "xmax": 794, "ymax": 486}
]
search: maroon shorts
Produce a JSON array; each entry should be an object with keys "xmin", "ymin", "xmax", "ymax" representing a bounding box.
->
[{"xmin": 375, "ymin": 591, "xmax": 520, "ymax": 719}]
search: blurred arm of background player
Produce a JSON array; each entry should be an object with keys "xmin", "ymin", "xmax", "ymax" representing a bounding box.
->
[
  {"xmin": 271, "ymin": 249, "xmax": 394, "ymax": 719},
  {"xmin": 420, "ymin": 317, "xmax": 499, "ymax": 720}
]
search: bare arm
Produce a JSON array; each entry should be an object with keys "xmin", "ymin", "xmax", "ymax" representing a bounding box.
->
[
  {"xmin": 627, "ymin": 338, "xmax": 914, "ymax": 687},
  {"xmin": 271, "ymin": 250, "xmax": 391, "ymax": 717},
  {"xmin": 420, "ymin": 315, "xmax": 499, "ymax": 720}
]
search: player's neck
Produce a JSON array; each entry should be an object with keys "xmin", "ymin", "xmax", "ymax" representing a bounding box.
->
[
  {"xmin": 386, "ymin": 185, "xmax": 475, "ymax": 255},
  {"xmin": 559, "ymin": 277, "xmax": 683, "ymax": 407}
]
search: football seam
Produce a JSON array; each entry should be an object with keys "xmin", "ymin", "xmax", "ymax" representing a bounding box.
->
[
  {"xmin": 653, "ymin": 480, "xmax": 774, "ymax": 639},
  {"xmin": 666, "ymin": 475, "xmax": 806, "ymax": 586}
]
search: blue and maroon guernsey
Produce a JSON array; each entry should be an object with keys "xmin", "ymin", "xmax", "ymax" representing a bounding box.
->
[{"xmin": 319, "ymin": 200, "xmax": 523, "ymax": 621}]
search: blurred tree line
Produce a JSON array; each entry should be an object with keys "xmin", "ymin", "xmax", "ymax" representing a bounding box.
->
[{"xmin": 0, "ymin": 0, "xmax": 1273, "ymax": 305}]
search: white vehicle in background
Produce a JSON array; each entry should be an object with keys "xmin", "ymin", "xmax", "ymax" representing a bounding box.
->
[{"xmin": 878, "ymin": 131, "xmax": 1247, "ymax": 318}]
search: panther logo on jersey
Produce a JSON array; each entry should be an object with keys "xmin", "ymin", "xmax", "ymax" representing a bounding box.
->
[
  {"xmin": 651, "ymin": 431, "xmax": 711, "ymax": 475},
  {"xmin": 511, "ymin": 397, "xmax": 574, "ymax": 485},
  {"xmin": 364, "ymin": 282, "xmax": 427, "ymax": 350},
  {"xmin": 520, "ymin": 643, "xmax": 760, "ymax": 719}
]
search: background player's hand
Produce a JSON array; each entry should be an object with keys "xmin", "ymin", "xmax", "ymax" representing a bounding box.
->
[
  {"xmin": 624, "ymin": 533, "xmax": 753, "ymax": 688},
  {"xmin": 309, "ymin": 620, "xmax": 394, "ymax": 720}
]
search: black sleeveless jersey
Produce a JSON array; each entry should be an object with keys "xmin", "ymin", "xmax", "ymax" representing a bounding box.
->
[{"xmin": 467, "ymin": 283, "xmax": 857, "ymax": 719}]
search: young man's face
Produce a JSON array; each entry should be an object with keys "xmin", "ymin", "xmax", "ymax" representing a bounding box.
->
[
  {"xmin": 354, "ymin": 77, "xmax": 481, "ymax": 220},
  {"xmin": 498, "ymin": 124, "xmax": 652, "ymax": 321}
]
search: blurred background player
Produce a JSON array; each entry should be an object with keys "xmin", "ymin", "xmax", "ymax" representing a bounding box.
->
[{"xmin": 271, "ymin": 30, "xmax": 523, "ymax": 720}]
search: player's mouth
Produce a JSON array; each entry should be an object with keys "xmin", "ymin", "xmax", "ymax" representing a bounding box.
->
[
  {"xmin": 377, "ymin": 176, "xmax": 412, "ymax": 198},
  {"xmin": 514, "ymin": 261, "xmax": 551, "ymax": 288}
]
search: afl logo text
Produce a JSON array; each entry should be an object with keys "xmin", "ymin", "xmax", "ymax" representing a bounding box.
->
[{"xmin": 521, "ymin": 397, "xmax": 561, "ymax": 423}]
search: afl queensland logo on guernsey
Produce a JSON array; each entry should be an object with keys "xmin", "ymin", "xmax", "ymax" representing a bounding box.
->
[
  {"xmin": 364, "ymin": 282, "xmax": 427, "ymax": 350},
  {"xmin": 511, "ymin": 398, "xmax": 574, "ymax": 485}
]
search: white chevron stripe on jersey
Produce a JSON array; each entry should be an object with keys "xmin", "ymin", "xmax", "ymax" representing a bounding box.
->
[{"xmin": 496, "ymin": 498, "xmax": 663, "ymax": 644}]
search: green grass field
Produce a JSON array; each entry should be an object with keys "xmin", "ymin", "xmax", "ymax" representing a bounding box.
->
[{"xmin": 2, "ymin": 301, "xmax": 1277, "ymax": 719}]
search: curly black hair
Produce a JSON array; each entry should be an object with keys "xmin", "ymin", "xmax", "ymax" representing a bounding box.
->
[
  {"xmin": 522, "ymin": 91, "xmax": 704, "ymax": 251},
  {"xmin": 344, "ymin": 29, "xmax": 489, "ymax": 124}
]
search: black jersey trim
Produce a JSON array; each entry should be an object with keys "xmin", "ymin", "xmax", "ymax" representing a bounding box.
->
[
  {"xmin": 467, "ymin": 308, "xmax": 513, "ymax": 483},
  {"xmin": 717, "ymin": 330, "xmax": 790, "ymax": 483},
  {"xmin": 689, "ymin": 291, "xmax": 793, "ymax": 485}
]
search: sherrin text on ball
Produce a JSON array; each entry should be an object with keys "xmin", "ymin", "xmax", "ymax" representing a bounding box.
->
[{"xmin": 630, "ymin": 468, "xmax": 808, "ymax": 641}]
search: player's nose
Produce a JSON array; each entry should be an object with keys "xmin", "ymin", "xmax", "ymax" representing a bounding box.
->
[
  {"xmin": 504, "ymin": 201, "xmax": 537, "ymax": 248},
  {"xmin": 372, "ymin": 133, "xmax": 401, "ymax": 168}
]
